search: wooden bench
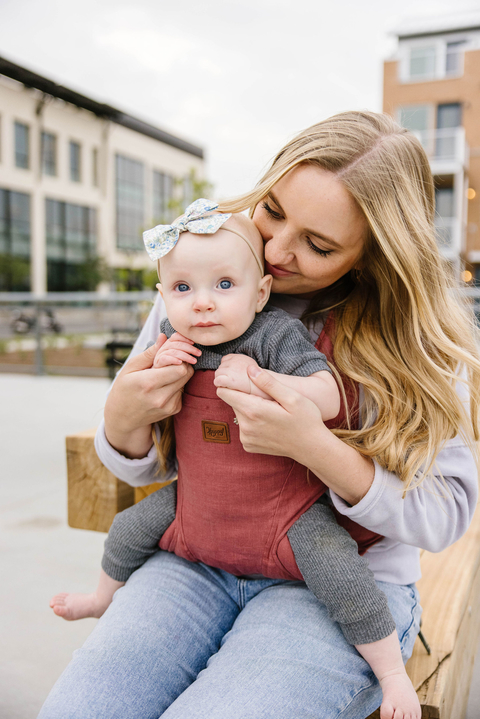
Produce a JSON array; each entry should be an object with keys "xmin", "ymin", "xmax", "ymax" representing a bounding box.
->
[{"xmin": 66, "ymin": 429, "xmax": 480, "ymax": 719}]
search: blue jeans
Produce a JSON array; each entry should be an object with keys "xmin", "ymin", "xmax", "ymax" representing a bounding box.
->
[{"xmin": 38, "ymin": 551, "xmax": 421, "ymax": 719}]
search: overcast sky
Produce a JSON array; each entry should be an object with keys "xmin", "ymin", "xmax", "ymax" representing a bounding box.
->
[{"xmin": 0, "ymin": 0, "xmax": 478, "ymax": 197}]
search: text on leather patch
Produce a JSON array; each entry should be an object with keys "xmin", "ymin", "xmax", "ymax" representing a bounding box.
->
[{"xmin": 202, "ymin": 420, "xmax": 230, "ymax": 443}]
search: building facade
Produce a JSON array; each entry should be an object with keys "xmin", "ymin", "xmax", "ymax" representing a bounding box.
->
[
  {"xmin": 0, "ymin": 56, "xmax": 204, "ymax": 293},
  {"xmin": 383, "ymin": 12, "xmax": 480, "ymax": 280}
]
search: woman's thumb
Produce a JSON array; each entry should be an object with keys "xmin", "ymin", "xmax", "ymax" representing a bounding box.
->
[
  {"xmin": 247, "ymin": 365, "xmax": 292, "ymax": 406},
  {"xmin": 124, "ymin": 334, "xmax": 167, "ymax": 372}
]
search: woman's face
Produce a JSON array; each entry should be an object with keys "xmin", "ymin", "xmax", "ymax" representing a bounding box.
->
[{"xmin": 252, "ymin": 164, "xmax": 368, "ymax": 297}]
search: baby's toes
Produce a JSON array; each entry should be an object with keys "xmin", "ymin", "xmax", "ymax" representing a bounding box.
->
[
  {"xmin": 380, "ymin": 701, "xmax": 395, "ymax": 719},
  {"xmin": 50, "ymin": 593, "xmax": 67, "ymax": 608},
  {"xmin": 52, "ymin": 603, "xmax": 70, "ymax": 618}
]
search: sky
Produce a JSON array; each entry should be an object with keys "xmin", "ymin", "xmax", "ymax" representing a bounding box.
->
[{"xmin": 0, "ymin": 0, "xmax": 479, "ymax": 198}]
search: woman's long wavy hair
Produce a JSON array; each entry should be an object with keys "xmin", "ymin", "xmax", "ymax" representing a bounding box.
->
[{"xmin": 219, "ymin": 110, "xmax": 480, "ymax": 491}]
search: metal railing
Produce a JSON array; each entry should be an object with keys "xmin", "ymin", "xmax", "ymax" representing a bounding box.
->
[
  {"xmin": 0, "ymin": 291, "xmax": 156, "ymax": 376},
  {"xmin": 415, "ymin": 127, "xmax": 468, "ymax": 166}
]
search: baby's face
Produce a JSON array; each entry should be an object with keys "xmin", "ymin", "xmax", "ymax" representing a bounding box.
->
[{"xmin": 158, "ymin": 228, "xmax": 271, "ymax": 345}]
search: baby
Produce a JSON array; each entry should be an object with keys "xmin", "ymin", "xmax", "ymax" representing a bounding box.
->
[{"xmin": 51, "ymin": 200, "xmax": 420, "ymax": 719}]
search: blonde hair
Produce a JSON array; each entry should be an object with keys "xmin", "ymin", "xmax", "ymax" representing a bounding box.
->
[{"xmin": 219, "ymin": 110, "xmax": 480, "ymax": 491}]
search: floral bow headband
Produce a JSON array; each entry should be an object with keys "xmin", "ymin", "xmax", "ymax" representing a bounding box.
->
[{"xmin": 142, "ymin": 198, "xmax": 263, "ymax": 275}]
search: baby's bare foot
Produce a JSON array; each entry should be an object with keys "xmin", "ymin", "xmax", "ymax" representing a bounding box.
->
[
  {"xmin": 379, "ymin": 671, "xmax": 421, "ymax": 719},
  {"xmin": 50, "ymin": 592, "xmax": 108, "ymax": 621}
]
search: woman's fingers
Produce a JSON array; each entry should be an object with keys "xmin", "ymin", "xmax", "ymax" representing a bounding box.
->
[
  {"xmin": 121, "ymin": 334, "xmax": 167, "ymax": 374},
  {"xmin": 246, "ymin": 365, "xmax": 298, "ymax": 407}
]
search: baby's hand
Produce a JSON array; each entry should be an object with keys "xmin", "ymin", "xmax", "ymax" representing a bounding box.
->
[
  {"xmin": 214, "ymin": 354, "xmax": 271, "ymax": 400},
  {"xmin": 153, "ymin": 332, "xmax": 201, "ymax": 368}
]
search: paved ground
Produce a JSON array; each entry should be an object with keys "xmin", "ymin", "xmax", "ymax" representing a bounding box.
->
[{"xmin": 1, "ymin": 373, "xmax": 479, "ymax": 718}]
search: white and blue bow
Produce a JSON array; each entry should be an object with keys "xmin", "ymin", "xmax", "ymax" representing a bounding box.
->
[{"xmin": 143, "ymin": 198, "xmax": 232, "ymax": 261}]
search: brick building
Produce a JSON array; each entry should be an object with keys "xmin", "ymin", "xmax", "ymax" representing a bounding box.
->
[{"xmin": 383, "ymin": 12, "xmax": 480, "ymax": 280}]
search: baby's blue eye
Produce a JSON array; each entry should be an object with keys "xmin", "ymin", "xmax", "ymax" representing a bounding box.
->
[
  {"xmin": 218, "ymin": 280, "xmax": 232, "ymax": 290},
  {"xmin": 176, "ymin": 283, "xmax": 190, "ymax": 292}
]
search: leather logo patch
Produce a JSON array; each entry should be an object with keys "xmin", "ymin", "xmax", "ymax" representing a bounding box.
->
[{"xmin": 202, "ymin": 420, "xmax": 230, "ymax": 443}]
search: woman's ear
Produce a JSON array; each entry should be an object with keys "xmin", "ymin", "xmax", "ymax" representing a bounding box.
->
[
  {"xmin": 256, "ymin": 274, "xmax": 273, "ymax": 313},
  {"xmin": 156, "ymin": 283, "xmax": 164, "ymax": 298}
]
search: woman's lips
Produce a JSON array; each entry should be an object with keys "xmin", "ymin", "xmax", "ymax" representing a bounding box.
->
[{"xmin": 264, "ymin": 260, "xmax": 296, "ymax": 277}]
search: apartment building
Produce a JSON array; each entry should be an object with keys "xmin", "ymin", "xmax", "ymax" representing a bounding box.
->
[
  {"xmin": 0, "ymin": 55, "xmax": 204, "ymax": 293},
  {"xmin": 383, "ymin": 12, "xmax": 480, "ymax": 280}
]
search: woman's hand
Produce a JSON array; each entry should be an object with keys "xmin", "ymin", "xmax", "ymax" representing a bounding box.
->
[
  {"xmin": 104, "ymin": 334, "xmax": 194, "ymax": 459},
  {"xmin": 216, "ymin": 365, "xmax": 374, "ymax": 506}
]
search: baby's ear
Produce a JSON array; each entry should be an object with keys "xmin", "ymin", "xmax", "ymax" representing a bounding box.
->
[
  {"xmin": 256, "ymin": 274, "xmax": 273, "ymax": 313},
  {"xmin": 156, "ymin": 283, "xmax": 164, "ymax": 298}
]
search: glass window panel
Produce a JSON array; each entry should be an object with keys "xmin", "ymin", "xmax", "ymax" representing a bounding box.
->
[
  {"xmin": 41, "ymin": 132, "xmax": 57, "ymax": 176},
  {"xmin": 46, "ymin": 198, "xmax": 98, "ymax": 290},
  {"xmin": 435, "ymin": 188, "xmax": 454, "ymax": 218},
  {"xmin": 437, "ymin": 103, "xmax": 462, "ymax": 129},
  {"xmin": 92, "ymin": 148, "xmax": 99, "ymax": 187},
  {"xmin": 409, "ymin": 46, "xmax": 436, "ymax": 79},
  {"xmin": 399, "ymin": 105, "xmax": 429, "ymax": 133},
  {"xmin": 115, "ymin": 154, "xmax": 145, "ymax": 250},
  {"xmin": 0, "ymin": 188, "xmax": 31, "ymax": 290},
  {"xmin": 14, "ymin": 122, "xmax": 29, "ymax": 169},
  {"xmin": 446, "ymin": 41, "xmax": 465, "ymax": 75},
  {"xmin": 70, "ymin": 141, "xmax": 81, "ymax": 182},
  {"xmin": 153, "ymin": 170, "xmax": 175, "ymax": 222}
]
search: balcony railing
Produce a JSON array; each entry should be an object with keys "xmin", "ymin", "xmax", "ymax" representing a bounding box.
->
[{"xmin": 415, "ymin": 127, "xmax": 468, "ymax": 166}]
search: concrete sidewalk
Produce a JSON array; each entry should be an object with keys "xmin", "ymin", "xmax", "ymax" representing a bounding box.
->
[
  {"xmin": 0, "ymin": 375, "xmax": 108, "ymax": 719},
  {"xmin": 1, "ymin": 374, "xmax": 479, "ymax": 718}
]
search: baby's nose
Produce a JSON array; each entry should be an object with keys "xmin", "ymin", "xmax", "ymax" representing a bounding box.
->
[{"xmin": 193, "ymin": 292, "xmax": 215, "ymax": 312}]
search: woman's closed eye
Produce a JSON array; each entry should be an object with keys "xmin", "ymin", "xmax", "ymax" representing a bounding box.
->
[
  {"xmin": 306, "ymin": 240, "xmax": 333, "ymax": 258},
  {"xmin": 262, "ymin": 200, "xmax": 283, "ymax": 221}
]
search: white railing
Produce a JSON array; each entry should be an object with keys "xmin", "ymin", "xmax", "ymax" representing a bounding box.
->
[{"xmin": 415, "ymin": 127, "xmax": 468, "ymax": 166}]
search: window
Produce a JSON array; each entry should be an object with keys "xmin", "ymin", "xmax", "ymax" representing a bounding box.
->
[
  {"xmin": 398, "ymin": 105, "xmax": 430, "ymax": 134},
  {"xmin": 403, "ymin": 38, "xmax": 466, "ymax": 82},
  {"xmin": 152, "ymin": 170, "xmax": 175, "ymax": 222},
  {"xmin": 0, "ymin": 188, "xmax": 31, "ymax": 291},
  {"xmin": 69, "ymin": 141, "xmax": 81, "ymax": 182},
  {"xmin": 41, "ymin": 131, "xmax": 57, "ymax": 176},
  {"xmin": 46, "ymin": 199, "xmax": 97, "ymax": 291},
  {"xmin": 15, "ymin": 121, "xmax": 29, "ymax": 169},
  {"xmin": 409, "ymin": 45, "xmax": 436, "ymax": 80},
  {"xmin": 446, "ymin": 41, "xmax": 465, "ymax": 75},
  {"xmin": 435, "ymin": 180, "xmax": 455, "ymax": 249},
  {"xmin": 92, "ymin": 147, "xmax": 99, "ymax": 187},
  {"xmin": 115, "ymin": 154, "xmax": 145, "ymax": 251},
  {"xmin": 436, "ymin": 103, "xmax": 462, "ymax": 158}
]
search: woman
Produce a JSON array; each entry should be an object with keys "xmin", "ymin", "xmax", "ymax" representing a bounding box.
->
[{"xmin": 39, "ymin": 111, "xmax": 479, "ymax": 719}]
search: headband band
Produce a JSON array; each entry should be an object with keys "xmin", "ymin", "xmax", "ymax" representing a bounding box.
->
[{"xmin": 143, "ymin": 198, "xmax": 264, "ymax": 275}]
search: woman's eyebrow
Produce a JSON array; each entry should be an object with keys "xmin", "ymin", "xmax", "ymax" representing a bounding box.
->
[{"xmin": 269, "ymin": 191, "xmax": 342, "ymax": 249}]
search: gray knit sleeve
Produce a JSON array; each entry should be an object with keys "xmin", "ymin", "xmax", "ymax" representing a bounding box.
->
[
  {"xmin": 237, "ymin": 308, "xmax": 330, "ymax": 376},
  {"xmin": 262, "ymin": 311, "xmax": 329, "ymax": 376},
  {"xmin": 101, "ymin": 482, "xmax": 177, "ymax": 582},
  {"xmin": 288, "ymin": 501, "xmax": 396, "ymax": 645}
]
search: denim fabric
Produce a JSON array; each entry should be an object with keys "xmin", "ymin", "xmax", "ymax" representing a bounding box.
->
[{"xmin": 38, "ymin": 551, "xmax": 421, "ymax": 719}]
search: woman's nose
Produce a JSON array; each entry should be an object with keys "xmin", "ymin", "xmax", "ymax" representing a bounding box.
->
[
  {"xmin": 264, "ymin": 230, "xmax": 295, "ymax": 266},
  {"xmin": 193, "ymin": 292, "xmax": 215, "ymax": 312}
]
